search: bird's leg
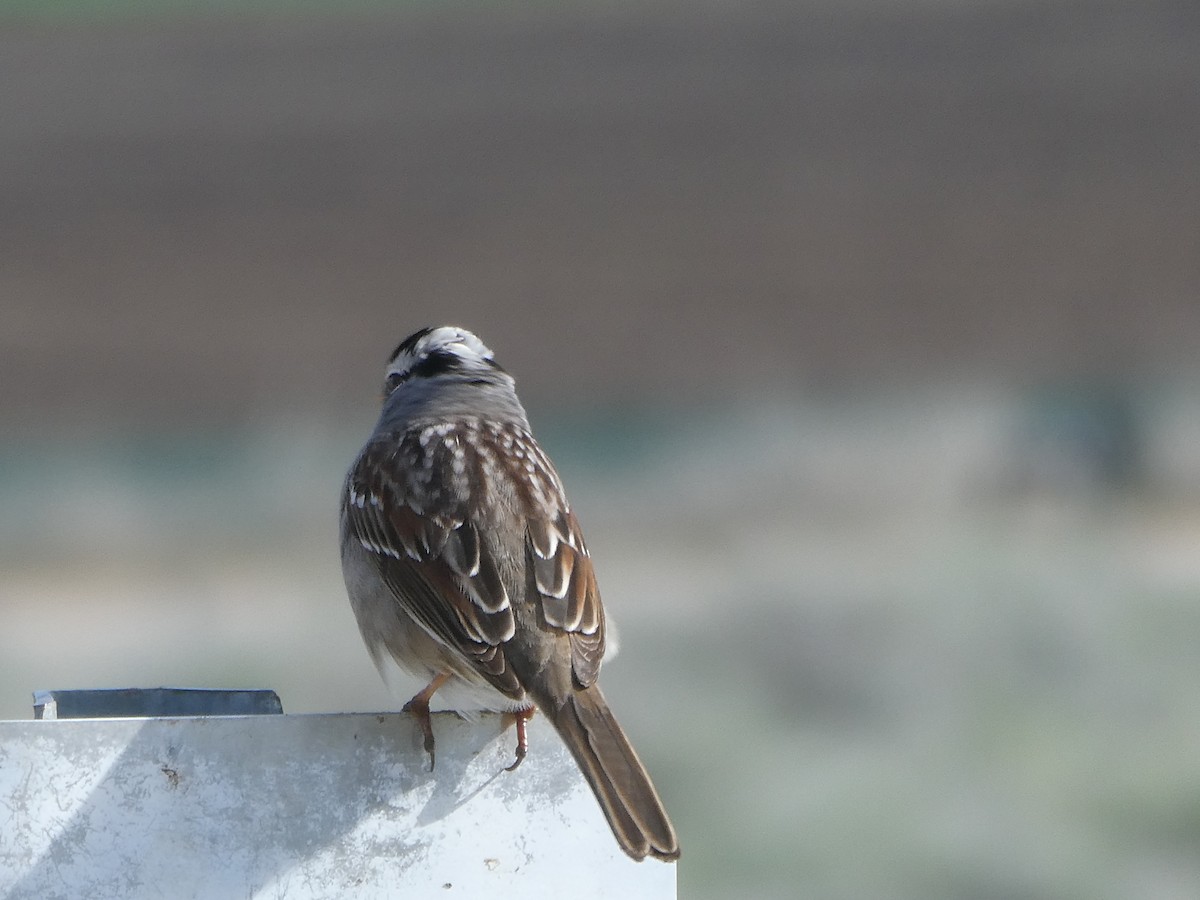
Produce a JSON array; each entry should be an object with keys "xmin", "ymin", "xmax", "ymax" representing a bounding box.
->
[
  {"xmin": 402, "ymin": 673, "xmax": 450, "ymax": 771},
  {"xmin": 504, "ymin": 706, "xmax": 536, "ymax": 772}
]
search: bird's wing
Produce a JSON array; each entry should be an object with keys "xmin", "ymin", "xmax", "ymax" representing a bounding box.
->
[
  {"xmin": 343, "ymin": 423, "xmax": 605, "ymax": 695},
  {"xmin": 525, "ymin": 486, "xmax": 606, "ymax": 688},
  {"xmin": 344, "ymin": 431, "xmax": 522, "ymax": 695}
]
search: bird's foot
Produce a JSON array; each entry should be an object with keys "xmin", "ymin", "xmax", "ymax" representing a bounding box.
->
[
  {"xmin": 503, "ymin": 707, "xmax": 536, "ymax": 772},
  {"xmin": 403, "ymin": 673, "xmax": 450, "ymax": 771}
]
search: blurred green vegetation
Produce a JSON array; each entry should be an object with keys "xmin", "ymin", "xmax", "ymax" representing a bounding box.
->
[{"xmin": 6, "ymin": 388, "xmax": 1200, "ymax": 898}]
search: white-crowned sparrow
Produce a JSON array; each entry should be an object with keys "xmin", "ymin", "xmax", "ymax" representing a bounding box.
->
[{"xmin": 339, "ymin": 325, "xmax": 680, "ymax": 862}]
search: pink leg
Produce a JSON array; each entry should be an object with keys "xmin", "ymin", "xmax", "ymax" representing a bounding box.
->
[
  {"xmin": 402, "ymin": 673, "xmax": 450, "ymax": 771},
  {"xmin": 505, "ymin": 707, "xmax": 536, "ymax": 772}
]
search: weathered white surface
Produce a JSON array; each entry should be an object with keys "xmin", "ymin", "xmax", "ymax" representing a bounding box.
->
[{"xmin": 0, "ymin": 712, "xmax": 676, "ymax": 899}]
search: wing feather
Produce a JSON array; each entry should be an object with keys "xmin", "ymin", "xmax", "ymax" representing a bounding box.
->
[
  {"xmin": 524, "ymin": 501, "xmax": 606, "ymax": 687},
  {"xmin": 344, "ymin": 433, "xmax": 521, "ymax": 697},
  {"xmin": 345, "ymin": 421, "xmax": 608, "ymax": 696}
]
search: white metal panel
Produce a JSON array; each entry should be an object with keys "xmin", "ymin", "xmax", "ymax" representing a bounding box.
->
[{"xmin": 0, "ymin": 712, "xmax": 676, "ymax": 899}]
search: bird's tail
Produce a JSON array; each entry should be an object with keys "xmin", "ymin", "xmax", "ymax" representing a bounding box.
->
[{"xmin": 542, "ymin": 684, "xmax": 680, "ymax": 862}]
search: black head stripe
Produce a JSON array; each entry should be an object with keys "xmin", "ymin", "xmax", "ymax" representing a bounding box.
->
[
  {"xmin": 389, "ymin": 327, "xmax": 433, "ymax": 364},
  {"xmin": 410, "ymin": 349, "xmax": 466, "ymax": 380}
]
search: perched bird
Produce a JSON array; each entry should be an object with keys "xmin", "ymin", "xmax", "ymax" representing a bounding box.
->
[{"xmin": 339, "ymin": 325, "xmax": 680, "ymax": 862}]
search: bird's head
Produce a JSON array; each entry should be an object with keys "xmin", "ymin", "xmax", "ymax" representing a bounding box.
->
[{"xmin": 382, "ymin": 325, "xmax": 506, "ymax": 401}]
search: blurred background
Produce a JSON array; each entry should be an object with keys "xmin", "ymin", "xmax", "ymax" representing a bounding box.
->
[{"xmin": 2, "ymin": 0, "xmax": 1199, "ymax": 897}]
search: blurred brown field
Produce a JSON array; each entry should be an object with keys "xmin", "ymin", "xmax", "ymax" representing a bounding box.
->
[{"xmin": 3, "ymin": 0, "xmax": 1198, "ymax": 429}]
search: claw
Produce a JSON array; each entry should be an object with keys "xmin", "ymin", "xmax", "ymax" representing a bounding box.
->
[
  {"xmin": 402, "ymin": 673, "xmax": 450, "ymax": 771},
  {"xmin": 504, "ymin": 707, "xmax": 535, "ymax": 772}
]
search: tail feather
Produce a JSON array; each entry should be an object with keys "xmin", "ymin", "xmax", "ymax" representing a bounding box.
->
[{"xmin": 545, "ymin": 685, "xmax": 680, "ymax": 862}]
